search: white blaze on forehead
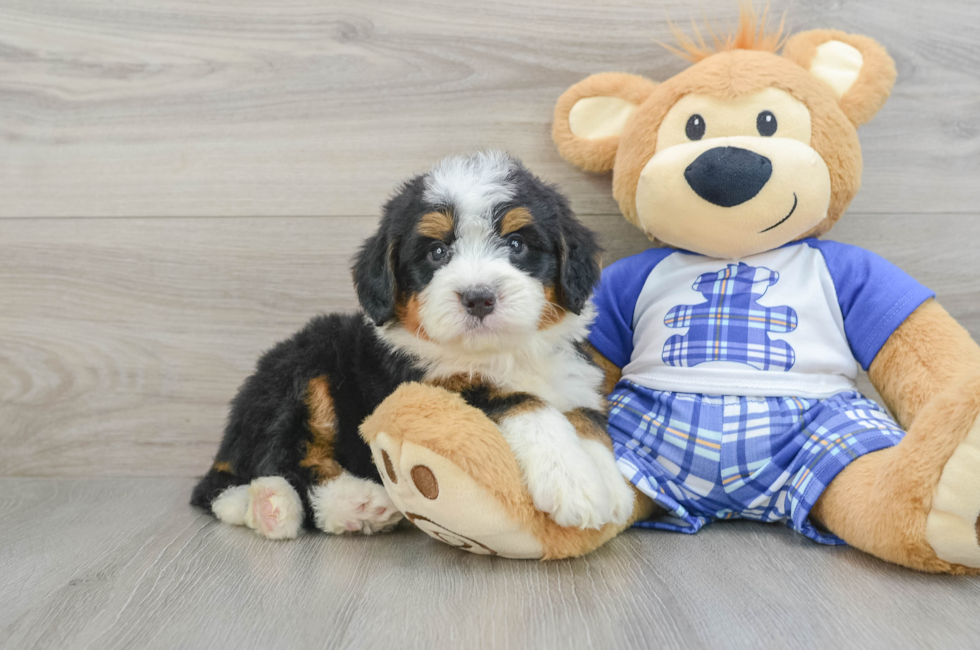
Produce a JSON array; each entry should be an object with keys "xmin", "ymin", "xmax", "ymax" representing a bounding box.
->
[{"xmin": 424, "ymin": 151, "xmax": 516, "ymax": 237}]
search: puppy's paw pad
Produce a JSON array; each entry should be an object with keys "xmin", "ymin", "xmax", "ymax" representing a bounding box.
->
[
  {"xmin": 244, "ymin": 476, "xmax": 303, "ymax": 540},
  {"xmin": 312, "ymin": 473, "xmax": 403, "ymax": 536}
]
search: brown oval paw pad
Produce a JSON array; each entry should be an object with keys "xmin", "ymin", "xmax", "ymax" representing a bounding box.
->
[
  {"xmin": 382, "ymin": 449, "xmax": 397, "ymax": 484},
  {"xmin": 410, "ymin": 465, "xmax": 439, "ymax": 499}
]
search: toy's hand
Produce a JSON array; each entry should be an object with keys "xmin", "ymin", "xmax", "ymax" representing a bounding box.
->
[{"xmin": 498, "ymin": 406, "xmax": 631, "ymax": 529}]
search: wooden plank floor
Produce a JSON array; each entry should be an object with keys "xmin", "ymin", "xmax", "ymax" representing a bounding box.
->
[
  {"xmin": 2, "ymin": 0, "xmax": 980, "ymax": 647},
  {"xmin": 2, "ymin": 478, "xmax": 979, "ymax": 650}
]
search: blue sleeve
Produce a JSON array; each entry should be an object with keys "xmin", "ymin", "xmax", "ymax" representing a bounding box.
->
[
  {"xmin": 808, "ymin": 240, "xmax": 935, "ymax": 370},
  {"xmin": 588, "ymin": 248, "xmax": 675, "ymax": 369}
]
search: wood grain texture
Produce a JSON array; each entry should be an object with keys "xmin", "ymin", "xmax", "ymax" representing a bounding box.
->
[
  {"xmin": 0, "ymin": 0, "xmax": 978, "ymax": 218},
  {"xmin": 1, "ymin": 478, "xmax": 978, "ymax": 650},
  {"xmin": 1, "ymin": 214, "xmax": 977, "ymax": 477}
]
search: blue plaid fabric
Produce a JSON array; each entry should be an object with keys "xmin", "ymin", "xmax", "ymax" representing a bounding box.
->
[
  {"xmin": 607, "ymin": 380, "xmax": 905, "ymax": 544},
  {"xmin": 662, "ymin": 262, "xmax": 798, "ymax": 371}
]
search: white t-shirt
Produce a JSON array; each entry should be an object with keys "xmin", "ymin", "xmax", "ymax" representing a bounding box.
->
[{"xmin": 589, "ymin": 239, "xmax": 933, "ymax": 399}]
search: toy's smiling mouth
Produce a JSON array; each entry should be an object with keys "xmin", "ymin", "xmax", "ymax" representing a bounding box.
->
[{"xmin": 759, "ymin": 193, "xmax": 798, "ymax": 233}]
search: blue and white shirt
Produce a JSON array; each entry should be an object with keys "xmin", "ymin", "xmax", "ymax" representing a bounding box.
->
[{"xmin": 589, "ymin": 239, "xmax": 934, "ymax": 399}]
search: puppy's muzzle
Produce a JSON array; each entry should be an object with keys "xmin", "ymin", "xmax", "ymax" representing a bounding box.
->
[
  {"xmin": 684, "ymin": 146, "xmax": 773, "ymax": 207},
  {"xmin": 459, "ymin": 287, "xmax": 497, "ymax": 320}
]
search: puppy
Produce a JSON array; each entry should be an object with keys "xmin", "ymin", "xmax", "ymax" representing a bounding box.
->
[{"xmin": 191, "ymin": 151, "xmax": 634, "ymax": 539}]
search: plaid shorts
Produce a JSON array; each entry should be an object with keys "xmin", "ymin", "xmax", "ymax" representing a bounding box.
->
[{"xmin": 608, "ymin": 381, "xmax": 905, "ymax": 544}]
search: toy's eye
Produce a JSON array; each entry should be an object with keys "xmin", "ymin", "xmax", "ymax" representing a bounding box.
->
[
  {"xmin": 506, "ymin": 234, "xmax": 526, "ymax": 255},
  {"xmin": 685, "ymin": 114, "xmax": 705, "ymax": 140},
  {"xmin": 428, "ymin": 242, "xmax": 449, "ymax": 263},
  {"xmin": 757, "ymin": 111, "xmax": 777, "ymax": 136}
]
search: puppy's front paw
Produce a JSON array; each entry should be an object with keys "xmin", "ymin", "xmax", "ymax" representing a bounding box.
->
[
  {"xmin": 310, "ymin": 473, "xmax": 403, "ymax": 535},
  {"xmin": 524, "ymin": 444, "xmax": 613, "ymax": 530},
  {"xmin": 581, "ymin": 440, "xmax": 634, "ymax": 525}
]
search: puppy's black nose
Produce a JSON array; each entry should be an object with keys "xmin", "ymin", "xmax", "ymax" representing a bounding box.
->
[
  {"xmin": 460, "ymin": 287, "xmax": 496, "ymax": 320},
  {"xmin": 684, "ymin": 146, "xmax": 772, "ymax": 207}
]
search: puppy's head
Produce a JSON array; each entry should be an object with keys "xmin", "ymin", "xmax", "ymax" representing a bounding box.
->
[{"xmin": 352, "ymin": 151, "xmax": 600, "ymax": 352}]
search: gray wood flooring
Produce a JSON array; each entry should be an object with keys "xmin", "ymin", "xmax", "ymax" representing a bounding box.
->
[
  {"xmin": 2, "ymin": 0, "xmax": 979, "ymax": 647},
  {"xmin": 2, "ymin": 479, "xmax": 980, "ymax": 650}
]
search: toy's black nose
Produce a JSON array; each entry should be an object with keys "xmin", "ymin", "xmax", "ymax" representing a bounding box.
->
[
  {"xmin": 684, "ymin": 147, "xmax": 772, "ymax": 207},
  {"xmin": 460, "ymin": 287, "xmax": 496, "ymax": 320}
]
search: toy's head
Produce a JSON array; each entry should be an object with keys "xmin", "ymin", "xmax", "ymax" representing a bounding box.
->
[{"xmin": 553, "ymin": 9, "xmax": 896, "ymax": 259}]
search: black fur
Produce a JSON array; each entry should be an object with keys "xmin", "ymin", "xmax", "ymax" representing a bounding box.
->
[
  {"xmin": 352, "ymin": 176, "xmax": 432, "ymax": 326},
  {"xmin": 499, "ymin": 164, "xmax": 602, "ymax": 314},
  {"xmin": 457, "ymin": 386, "xmax": 544, "ymax": 424}
]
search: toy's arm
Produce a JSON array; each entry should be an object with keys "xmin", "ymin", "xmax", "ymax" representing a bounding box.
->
[{"xmin": 868, "ymin": 299, "xmax": 980, "ymax": 427}]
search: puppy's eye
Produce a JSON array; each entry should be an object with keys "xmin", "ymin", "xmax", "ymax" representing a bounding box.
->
[
  {"xmin": 506, "ymin": 234, "xmax": 525, "ymax": 255},
  {"xmin": 428, "ymin": 242, "xmax": 449, "ymax": 263},
  {"xmin": 685, "ymin": 114, "xmax": 705, "ymax": 141},
  {"xmin": 757, "ymin": 110, "xmax": 777, "ymax": 136}
]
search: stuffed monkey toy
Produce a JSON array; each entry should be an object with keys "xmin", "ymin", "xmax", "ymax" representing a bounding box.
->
[{"xmin": 362, "ymin": 12, "xmax": 980, "ymax": 572}]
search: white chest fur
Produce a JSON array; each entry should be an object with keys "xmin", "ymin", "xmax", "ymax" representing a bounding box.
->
[
  {"xmin": 493, "ymin": 344, "xmax": 605, "ymax": 412},
  {"xmin": 378, "ymin": 311, "xmax": 606, "ymax": 413}
]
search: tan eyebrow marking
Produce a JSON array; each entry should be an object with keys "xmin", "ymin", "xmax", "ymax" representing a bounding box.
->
[
  {"xmin": 417, "ymin": 211, "xmax": 454, "ymax": 240},
  {"xmin": 500, "ymin": 207, "xmax": 534, "ymax": 235}
]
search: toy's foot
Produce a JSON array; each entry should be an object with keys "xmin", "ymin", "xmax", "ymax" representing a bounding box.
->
[
  {"xmin": 373, "ymin": 431, "xmax": 545, "ymax": 558},
  {"xmin": 926, "ymin": 413, "xmax": 980, "ymax": 568},
  {"xmin": 361, "ymin": 383, "xmax": 635, "ymax": 559},
  {"xmin": 310, "ymin": 473, "xmax": 403, "ymax": 535},
  {"xmin": 243, "ymin": 476, "xmax": 303, "ymax": 540}
]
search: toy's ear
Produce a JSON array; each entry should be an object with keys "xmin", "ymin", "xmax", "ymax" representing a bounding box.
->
[
  {"xmin": 782, "ymin": 29, "xmax": 896, "ymax": 127},
  {"xmin": 552, "ymin": 73, "xmax": 658, "ymax": 172}
]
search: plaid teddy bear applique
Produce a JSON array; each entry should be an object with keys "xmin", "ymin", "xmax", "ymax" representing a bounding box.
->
[{"xmin": 661, "ymin": 262, "xmax": 798, "ymax": 371}]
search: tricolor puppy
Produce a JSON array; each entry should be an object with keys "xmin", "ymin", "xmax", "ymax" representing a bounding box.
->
[{"xmin": 191, "ymin": 151, "xmax": 634, "ymax": 539}]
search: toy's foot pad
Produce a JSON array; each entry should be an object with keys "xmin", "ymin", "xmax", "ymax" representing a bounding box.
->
[
  {"xmin": 244, "ymin": 477, "xmax": 303, "ymax": 540},
  {"xmin": 926, "ymin": 413, "xmax": 980, "ymax": 567},
  {"xmin": 310, "ymin": 473, "xmax": 403, "ymax": 535},
  {"xmin": 373, "ymin": 432, "xmax": 545, "ymax": 559}
]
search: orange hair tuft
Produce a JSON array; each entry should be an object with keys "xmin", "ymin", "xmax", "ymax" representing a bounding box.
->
[{"xmin": 661, "ymin": 4, "xmax": 788, "ymax": 63}]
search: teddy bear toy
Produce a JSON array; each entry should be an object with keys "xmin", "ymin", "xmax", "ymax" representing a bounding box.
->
[{"xmin": 360, "ymin": 11, "xmax": 980, "ymax": 573}]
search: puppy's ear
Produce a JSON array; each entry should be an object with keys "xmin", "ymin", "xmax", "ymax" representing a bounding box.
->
[
  {"xmin": 352, "ymin": 229, "xmax": 398, "ymax": 326},
  {"xmin": 782, "ymin": 30, "xmax": 896, "ymax": 127},
  {"xmin": 556, "ymin": 208, "xmax": 602, "ymax": 315},
  {"xmin": 553, "ymin": 72, "xmax": 658, "ymax": 172}
]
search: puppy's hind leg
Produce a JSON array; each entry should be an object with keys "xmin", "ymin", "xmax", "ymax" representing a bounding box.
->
[
  {"xmin": 242, "ymin": 476, "xmax": 305, "ymax": 540},
  {"xmin": 310, "ymin": 473, "xmax": 402, "ymax": 535},
  {"xmin": 192, "ymin": 464, "xmax": 250, "ymax": 526}
]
